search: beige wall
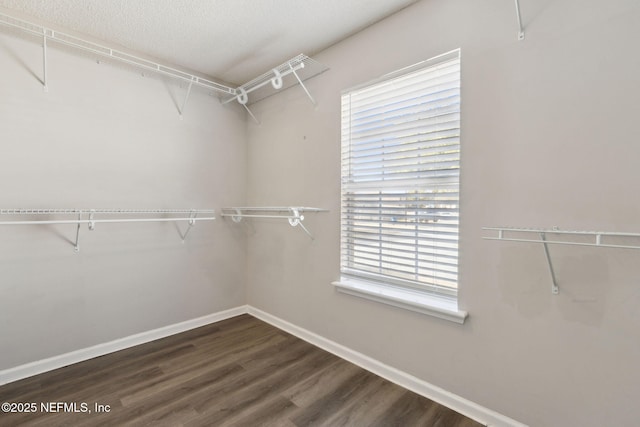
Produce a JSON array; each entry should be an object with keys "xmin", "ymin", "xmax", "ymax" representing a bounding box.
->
[
  {"xmin": 2, "ymin": 0, "xmax": 639, "ymax": 425},
  {"xmin": 246, "ymin": 0, "xmax": 640, "ymax": 426},
  {"xmin": 0, "ymin": 30, "xmax": 247, "ymax": 369}
]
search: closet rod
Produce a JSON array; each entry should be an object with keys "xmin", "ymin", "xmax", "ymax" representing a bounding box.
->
[
  {"xmin": 0, "ymin": 209, "xmax": 215, "ymax": 252},
  {"xmin": 221, "ymin": 214, "xmax": 299, "ymax": 220},
  {"xmin": 221, "ymin": 207, "xmax": 326, "ymax": 212},
  {"xmin": 483, "ymin": 227, "xmax": 640, "ymax": 249},
  {"xmin": 221, "ymin": 62, "xmax": 305, "ymax": 106},
  {"xmin": 220, "ymin": 206, "xmax": 327, "ymax": 240},
  {"xmin": 0, "ymin": 209, "xmax": 216, "ymax": 215},
  {"xmin": 222, "ymin": 54, "xmax": 328, "ymax": 113},
  {"xmin": 0, "ymin": 217, "xmax": 215, "ymax": 226}
]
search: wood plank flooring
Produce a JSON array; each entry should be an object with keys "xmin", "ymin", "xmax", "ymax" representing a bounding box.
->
[{"xmin": 0, "ymin": 314, "xmax": 484, "ymax": 426}]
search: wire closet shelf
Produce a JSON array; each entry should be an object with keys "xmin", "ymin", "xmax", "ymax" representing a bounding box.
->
[
  {"xmin": 482, "ymin": 226, "xmax": 640, "ymax": 294},
  {"xmin": 0, "ymin": 12, "xmax": 235, "ymax": 96},
  {"xmin": 0, "ymin": 12, "xmax": 328, "ymax": 121},
  {"xmin": 0, "ymin": 209, "xmax": 216, "ymax": 252},
  {"xmin": 220, "ymin": 207, "xmax": 327, "ymax": 240},
  {"xmin": 221, "ymin": 54, "xmax": 329, "ymax": 123},
  {"xmin": 483, "ymin": 226, "xmax": 640, "ymax": 250}
]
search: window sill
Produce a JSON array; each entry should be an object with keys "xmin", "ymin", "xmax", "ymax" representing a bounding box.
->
[{"xmin": 332, "ymin": 279, "xmax": 468, "ymax": 324}]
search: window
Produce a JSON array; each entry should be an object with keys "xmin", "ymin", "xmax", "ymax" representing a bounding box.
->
[{"xmin": 335, "ymin": 49, "xmax": 466, "ymax": 323}]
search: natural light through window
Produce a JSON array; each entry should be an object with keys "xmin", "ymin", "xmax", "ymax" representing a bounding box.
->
[{"xmin": 334, "ymin": 49, "xmax": 467, "ymax": 323}]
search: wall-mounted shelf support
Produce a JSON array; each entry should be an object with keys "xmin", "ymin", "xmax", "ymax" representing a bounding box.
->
[
  {"xmin": 539, "ymin": 232, "xmax": 559, "ymax": 294},
  {"xmin": 178, "ymin": 77, "xmax": 194, "ymax": 119},
  {"xmin": 483, "ymin": 227, "xmax": 640, "ymax": 294},
  {"xmin": 220, "ymin": 206, "xmax": 327, "ymax": 240},
  {"xmin": 73, "ymin": 212, "xmax": 82, "ymax": 252},
  {"xmin": 242, "ymin": 104, "xmax": 260, "ymax": 125},
  {"xmin": 289, "ymin": 63, "xmax": 317, "ymax": 106},
  {"xmin": 0, "ymin": 209, "xmax": 215, "ymax": 252},
  {"xmin": 179, "ymin": 210, "xmax": 199, "ymax": 242},
  {"xmin": 514, "ymin": 0, "xmax": 525, "ymax": 41},
  {"xmin": 42, "ymin": 28, "xmax": 48, "ymax": 92},
  {"xmin": 221, "ymin": 54, "xmax": 328, "ymax": 123},
  {"xmin": 1, "ymin": 13, "xmax": 328, "ymax": 123},
  {"xmin": 0, "ymin": 12, "xmax": 236, "ymax": 112}
]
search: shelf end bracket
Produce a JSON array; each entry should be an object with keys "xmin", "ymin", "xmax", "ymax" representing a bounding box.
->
[
  {"xmin": 515, "ymin": 0, "xmax": 525, "ymax": 41},
  {"xmin": 42, "ymin": 28, "xmax": 49, "ymax": 92},
  {"xmin": 540, "ymin": 232, "xmax": 559, "ymax": 294},
  {"xmin": 289, "ymin": 207, "xmax": 314, "ymax": 240},
  {"xmin": 290, "ymin": 63, "xmax": 317, "ymax": 106},
  {"xmin": 178, "ymin": 77, "xmax": 194, "ymax": 119},
  {"xmin": 180, "ymin": 210, "xmax": 197, "ymax": 242},
  {"xmin": 73, "ymin": 213, "xmax": 81, "ymax": 253}
]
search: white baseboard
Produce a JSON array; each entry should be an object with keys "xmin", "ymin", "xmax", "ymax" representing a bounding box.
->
[
  {"xmin": 0, "ymin": 305, "xmax": 248, "ymax": 386},
  {"xmin": 247, "ymin": 306, "xmax": 527, "ymax": 427},
  {"xmin": 1, "ymin": 304, "xmax": 525, "ymax": 427}
]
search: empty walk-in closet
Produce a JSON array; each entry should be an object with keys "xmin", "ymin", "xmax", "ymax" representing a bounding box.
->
[{"xmin": 1, "ymin": 1, "xmax": 639, "ymax": 426}]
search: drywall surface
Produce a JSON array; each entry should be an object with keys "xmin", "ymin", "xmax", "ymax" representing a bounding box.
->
[
  {"xmin": 245, "ymin": 0, "xmax": 640, "ymax": 425},
  {"xmin": 0, "ymin": 29, "xmax": 247, "ymax": 369}
]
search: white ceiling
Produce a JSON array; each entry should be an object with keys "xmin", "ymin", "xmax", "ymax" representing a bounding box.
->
[{"xmin": 0, "ymin": 0, "xmax": 418, "ymax": 85}]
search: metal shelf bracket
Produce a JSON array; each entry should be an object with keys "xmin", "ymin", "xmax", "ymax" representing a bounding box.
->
[
  {"xmin": 221, "ymin": 54, "xmax": 328, "ymax": 123},
  {"xmin": 289, "ymin": 63, "xmax": 317, "ymax": 106},
  {"xmin": 178, "ymin": 77, "xmax": 195, "ymax": 119},
  {"xmin": 0, "ymin": 209, "xmax": 215, "ymax": 252},
  {"xmin": 539, "ymin": 232, "xmax": 559, "ymax": 294},
  {"xmin": 73, "ymin": 213, "xmax": 82, "ymax": 252},
  {"xmin": 42, "ymin": 28, "xmax": 48, "ymax": 92},
  {"xmin": 1, "ymin": 11, "xmax": 236, "ymax": 114},
  {"xmin": 179, "ymin": 210, "xmax": 198, "ymax": 242},
  {"xmin": 221, "ymin": 206, "xmax": 328, "ymax": 240},
  {"xmin": 1, "ymin": 13, "xmax": 328, "ymax": 122},
  {"xmin": 515, "ymin": 0, "xmax": 525, "ymax": 41},
  {"xmin": 483, "ymin": 226, "xmax": 640, "ymax": 294}
]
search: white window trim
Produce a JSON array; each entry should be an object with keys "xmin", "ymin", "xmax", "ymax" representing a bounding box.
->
[
  {"xmin": 333, "ymin": 278, "xmax": 468, "ymax": 324},
  {"xmin": 336, "ymin": 49, "xmax": 467, "ymax": 324}
]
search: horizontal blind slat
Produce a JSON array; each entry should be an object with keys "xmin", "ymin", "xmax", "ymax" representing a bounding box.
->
[{"xmin": 341, "ymin": 50, "xmax": 460, "ymax": 295}]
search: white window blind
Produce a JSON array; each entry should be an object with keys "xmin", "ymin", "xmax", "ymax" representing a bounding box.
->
[{"xmin": 340, "ymin": 49, "xmax": 461, "ymax": 298}]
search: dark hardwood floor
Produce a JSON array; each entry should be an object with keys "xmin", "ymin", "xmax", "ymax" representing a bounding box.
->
[{"xmin": 0, "ymin": 314, "xmax": 483, "ymax": 426}]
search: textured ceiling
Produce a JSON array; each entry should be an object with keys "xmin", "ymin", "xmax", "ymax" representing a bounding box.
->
[{"xmin": 0, "ymin": 0, "xmax": 418, "ymax": 85}]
